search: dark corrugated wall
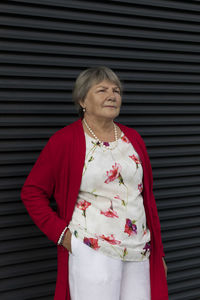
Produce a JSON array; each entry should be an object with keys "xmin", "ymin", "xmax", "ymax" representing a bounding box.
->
[{"xmin": 1, "ymin": 0, "xmax": 200, "ymax": 299}]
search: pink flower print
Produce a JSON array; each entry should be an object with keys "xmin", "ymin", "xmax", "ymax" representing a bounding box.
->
[
  {"xmin": 92, "ymin": 140, "xmax": 101, "ymax": 147},
  {"xmin": 141, "ymin": 242, "xmax": 151, "ymax": 257},
  {"xmin": 114, "ymin": 195, "xmax": 126, "ymax": 206},
  {"xmin": 138, "ymin": 183, "xmax": 143, "ymax": 193},
  {"xmin": 99, "ymin": 234, "xmax": 121, "ymax": 245},
  {"xmin": 143, "ymin": 242, "xmax": 151, "ymax": 252},
  {"xmin": 76, "ymin": 199, "xmax": 91, "ymax": 217},
  {"xmin": 83, "ymin": 237, "xmax": 100, "ymax": 250},
  {"xmin": 123, "ymin": 247, "xmax": 128, "ymax": 259},
  {"xmin": 104, "ymin": 163, "xmax": 124, "ymax": 184},
  {"xmin": 129, "ymin": 154, "xmax": 141, "ymax": 168},
  {"xmin": 121, "ymin": 135, "xmax": 130, "ymax": 143},
  {"xmin": 124, "ymin": 218, "xmax": 137, "ymax": 236},
  {"xmin": 142, "ymin": 224, "xmax": 147, "ymax": 236},
  {"xmin": 100, "ymin": 201, "xmax": 119, "ymax": 218}
]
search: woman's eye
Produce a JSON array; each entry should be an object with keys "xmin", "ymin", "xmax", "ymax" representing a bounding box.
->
[{"xmin": 114, "ymin": 90, "xmax": 120, "ymax": 94}]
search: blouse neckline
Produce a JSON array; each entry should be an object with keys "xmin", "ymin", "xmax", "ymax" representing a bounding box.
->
[{"xmin": 84, "ymin": 130, "xmax": 124, "ymax": 144}]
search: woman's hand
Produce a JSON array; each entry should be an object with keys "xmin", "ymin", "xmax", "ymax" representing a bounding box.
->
[
  {"xmin": 162, "ymin": 257, "xmax": 168, "ymax": 278},
  {"xmin": 62, "ymin": 229, "xmax": 72, "ymax": 253}
]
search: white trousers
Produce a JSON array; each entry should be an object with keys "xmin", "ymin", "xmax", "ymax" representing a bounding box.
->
[{"xmin": 69, "ymin": 235, "xmax": 151, "ymax": 300}]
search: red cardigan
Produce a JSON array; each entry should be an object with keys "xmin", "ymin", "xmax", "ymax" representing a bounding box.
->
[{"xmin": 21, "ymin": 119, "xmax": 168, "ymax": 300}]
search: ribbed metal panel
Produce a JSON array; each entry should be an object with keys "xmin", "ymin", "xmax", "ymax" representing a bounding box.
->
[{"xmin": 0, "ymin": 0, "xmax": 200, "ymax": 299}]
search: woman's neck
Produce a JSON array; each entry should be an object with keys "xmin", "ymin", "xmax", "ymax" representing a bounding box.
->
[
  {"xmin": 83, "ymin": 116, "xmax": 114, "ymax": 134},
  {"xmin": 82, "ymin": 116, "xmax": 121, "ymax": 142}
]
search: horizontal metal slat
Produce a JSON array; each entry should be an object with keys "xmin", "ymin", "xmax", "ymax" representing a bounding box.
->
[
  {"xmin": 152, "ymin": 156, "xmax": 200, "ymax": 168},
  {"xmin": 142, "ymin": 135, "xmax": 200, "ymax": 146},
  {"xmin": 148, "ymin": 146, "xmax": 200, "ymax": 158},
  {"xmin": 157, "ymin": 196, "xmax": 200, "ymax": 210},
  {"xmin": 159, "ymin": 206, "xmax": 200, "ymax": 220},
  {"xmin": 2, "ymin": 12, "xmax": 200, "ymax": 34},
  {"xmin": 0, "ymin": 177, "xmax": 28, "ymax": 190},
  {"xmin": 2, "ymin": 0, "xmax": 200, "ymax": 23},
  {"xmin": 125, "ymin": 94, "xmax": 200, "ymax": 104},
  {"xmin": 2, "ymin": 54, "xmax": 200, "ymax": 73},
  {"xmin": 168, "ymin": 268, "xmax": 200, "ymax": 282},
  {"xmin": 120, "ymin": 115, "xmax": 200, "ymax": 125},
  {"xmin": 0, "ymin": 165, "xmax": 37, "ymax": 177},
  {"xmin": 169, "ymin": 277, "xmax": 200, "ymax": 294},
  {"xmin": 120, "ymin": 0, "xmax": 200, "ymax": 12},
  {"xmin": 169, "ymin": 288, "xmax": 200, "ymax": 300},
  {"xmin": 0, "ymin": 128, "xmax": 57, "ymax": 140},
  {"xmin": 161, "ymin": 216, "xmax": 200, "ymax": 231},
  {"xmin": 7, "ymin": 0, "xmax": 200, "ymax": 15},
  {"xmin": 154, "ymin": 166, "xmax": 200, "ymax": 179},
  {"xmin": 2, "ymin": 26, "xmax": 200, "ymax": 46},
  {"xmin": 0, "ymin": 213, "xmax": 35, "ymax": 228},
  {"xmin": 168, "ymin": 259, "xmax": 200, "ymax": 276},
  {"xmin": 0, "ymin": 247, "xmax": 56, "ymax": 267},
  {"xmin": 0, "ymin": 190, "xmax": 21, "ymax": 203},
  {"xmin": 31, "ymin": 296, "xmax": 52, "ymax": 300},
  {"xmin": 166, "ymin": 247, "xmax": 200, "ymax": 262},
  {"xmin": 2, "ymin": 18, "xmax": 200, "ymax": 43},
  {"xmin": 0, "ymin": 236, "xmax": 53, "ymax": 254},
  {"xmin": 154, "ymin": 185, "xmax": 200, "ymax": 200},
  {"xmin": 0, "ymin": 103, "xmax": 71, "ymax": 114},
  {"xmin": 0, "ymin": 153, "xmax": 43, "ymax": 166},
  {"xmin": 0, "ymin": 90, "xmax": 69, "ymax": 102},
  {"xmin": 164, "ymin": 237, "xmax": 200, "ymax": 252},
  {"xmin": 0, "ymin": 202, "xmax": 28, "ymax": 216},
  {"xmin": 0, "ymin": 271, "xmax": 56, "ymax": 293},
  {"xmin": 0, "ymin": 199, "xmax": 56, "ymax": 216},
  {"xmin": 139, "ymin": 126, "xmax": 200, "ymax": 136},
  {"xmin": 0, "ymin": 225, "xmax": 45, "ymax": 242},
  {"xmin": 0, "ymin": 282, "xmax": 54, "ymax": 300},
  {"xmin": 162, "ymin": 227, "xmax": 200, "ymax": 242},
  {"xmin": 0, "ymin": 116, "xmax": 76, "ymax": 128},
  {"xmin": 0, "ymin": 259, "xmax": 56, "ymax": 279},
  {"xmin": 155, "ymin": 170, "xmax": 200, "ymax": 183}
]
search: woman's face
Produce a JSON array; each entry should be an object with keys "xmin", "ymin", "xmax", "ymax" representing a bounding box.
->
[{"xmin": 80, "ymin": 80, "xmax": 122, "ymax": 121}]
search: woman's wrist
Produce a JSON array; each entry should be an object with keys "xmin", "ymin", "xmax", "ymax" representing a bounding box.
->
[{"xmin": 57, "ymin": 226, "xmax": 68, "ymax": 245}]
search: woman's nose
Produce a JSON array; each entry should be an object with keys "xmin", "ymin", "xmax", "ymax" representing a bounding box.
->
[{"xmin": 108, "ymin": 90, "xmax": 116, "ymax": 100}]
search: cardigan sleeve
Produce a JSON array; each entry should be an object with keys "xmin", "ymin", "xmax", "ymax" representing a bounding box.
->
[
  {"xmin": 135, "ymin": 131, "xmax": 165, "ymax": 257},
  {"xmin": 21, "ymin": 136, "xmax": 67, "ymax": 244}
]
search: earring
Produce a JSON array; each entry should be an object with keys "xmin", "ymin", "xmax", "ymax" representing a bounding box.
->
[{"xmin": 83, "ymin": 107, "xmax": 86, "ymax": 112}]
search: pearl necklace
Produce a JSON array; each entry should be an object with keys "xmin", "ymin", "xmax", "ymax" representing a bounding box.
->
[{"xmin": 83, "ymin": 118, "xmax": 118, "ymax": 150}]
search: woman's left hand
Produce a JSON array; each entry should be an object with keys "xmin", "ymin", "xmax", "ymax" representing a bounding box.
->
[
  {"xmin": 62, "ymin": 229, "xmax": 72, "ymax": 253},
  {"xmin": 162, "ymin": 257, "xmax": 168, "ymax": 278}
]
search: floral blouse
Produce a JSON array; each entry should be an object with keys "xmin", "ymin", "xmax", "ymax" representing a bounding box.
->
[{"xmin": 68, "ymin": 131, "xmax": 151, "ymax": 261}]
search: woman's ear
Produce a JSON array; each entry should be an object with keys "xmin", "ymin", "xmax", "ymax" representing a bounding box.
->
[{"xmin": 79, "ymin": 99, "xmax": 85, "ymax": 109}]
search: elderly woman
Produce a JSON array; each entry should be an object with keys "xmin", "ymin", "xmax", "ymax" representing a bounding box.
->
[{"xmin": 21, "ymin": 66, "xmax": 168, "ymax": 300}]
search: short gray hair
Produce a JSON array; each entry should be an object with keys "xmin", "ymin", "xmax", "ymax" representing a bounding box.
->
[{"xmin": 72, "ymin": 66, "xmax": 122, "ymax": 118}]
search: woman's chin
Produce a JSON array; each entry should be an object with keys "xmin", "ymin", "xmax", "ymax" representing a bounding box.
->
[{"xmin": 104, "ymin": 110, "xmax": 120, "ymax": 119}]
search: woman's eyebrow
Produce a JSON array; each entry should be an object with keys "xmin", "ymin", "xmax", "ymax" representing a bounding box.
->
[
  {"xmin": 96, "ymin": 85, "xmax": 119, "ymax": 89},
  {"xmin": 96, "ymin": 85, "xmax": 108, "ymax": 89}
]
